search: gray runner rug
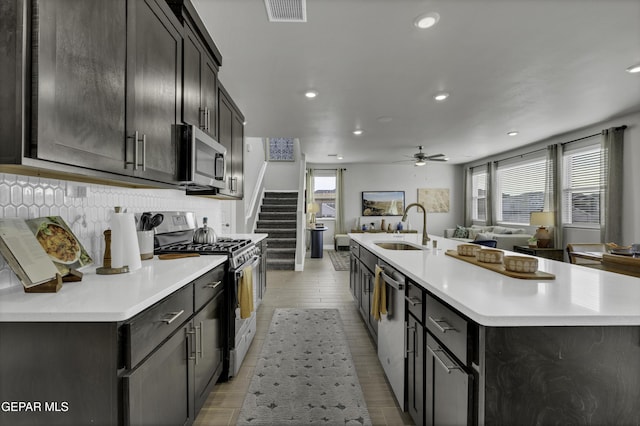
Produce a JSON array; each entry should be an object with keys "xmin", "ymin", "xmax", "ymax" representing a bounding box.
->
[{"xmin": 237, "ymin": 308, "xmax": 371, "ymax": 425}]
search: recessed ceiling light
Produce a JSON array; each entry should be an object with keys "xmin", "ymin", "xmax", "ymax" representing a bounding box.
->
[
  {"xmin": 305, "ymin": 90, "xmax": 318, "ymax": 98},
  {"xmin": 353, "ymin": 129, "xmax": 363, "ymax": 136},
  {"xmin": 507, "ymin": 131, "xmax": 519, "ymax": 136},
  {"xmin": 626, "ymin": 63, "xmax": 640, "ymax": 73},
  {"xmin": 414, "ymin": 12, "xmax": 440, "ymax": 29},
  {"xmin": 433, "ymin": 92, "xmax": 449, "ymax": 102}
]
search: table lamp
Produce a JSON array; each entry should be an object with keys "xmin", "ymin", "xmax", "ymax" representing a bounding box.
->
[
  {"xmin": 530, "ymin": 211, "xmax": 555, "ymax": 248},
  {"xmin": 307, "ymin": 202, "xmax": 319, "ymax": 224}
]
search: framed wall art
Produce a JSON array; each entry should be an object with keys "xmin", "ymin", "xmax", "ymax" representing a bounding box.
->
[{"xmin": 361, "ymin": 191, "xmax": 405, "ymax": 216}]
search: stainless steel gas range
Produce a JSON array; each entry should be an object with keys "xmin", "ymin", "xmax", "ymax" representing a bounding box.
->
[{"xmin": 151, "ymin": 211, "xmax": 262, "ymax": 380}]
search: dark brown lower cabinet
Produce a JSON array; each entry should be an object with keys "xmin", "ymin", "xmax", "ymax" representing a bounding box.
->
[
  {"xmin": 124, "ymin": 324, "xmax": 192, "ymax": 426},
  {"xmin": 0, "ymin": 265, "xmax": 226, "ymax": 426},
  {"xmin": 425, "ymin": 333, "xmax": 473, "ymax": 426},
  {"xmin": 406, "ymin": 314, "xmax": 424, "ymax": 425}
]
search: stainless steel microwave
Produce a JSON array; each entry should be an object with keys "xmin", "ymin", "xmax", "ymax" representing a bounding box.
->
[{"xmin": 176, "ymin": 124, "xmax": 226, "ymax": 190}]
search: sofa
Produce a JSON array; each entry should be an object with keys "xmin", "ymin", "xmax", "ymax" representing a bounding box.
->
[{"xmin": 443, "ymin": 225, "xmax": 533, "ymax": 251}]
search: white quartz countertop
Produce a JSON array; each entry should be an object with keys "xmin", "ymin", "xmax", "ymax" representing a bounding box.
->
[
  {"xmin": 349, "ymin": 233, "xmax": 640, "ymax": 327},
  {"xmin": 0, "ymin": 255, "xmax": 226, "ymax": 322}
]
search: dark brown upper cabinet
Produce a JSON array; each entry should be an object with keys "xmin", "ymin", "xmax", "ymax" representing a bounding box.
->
[
  {"xmin": 28, "ymin": 0, "xmax": 182, "ymax": 185},
  {"xmin": 217, "ymin": 84, "xmax": 245, "ymax": 199}
]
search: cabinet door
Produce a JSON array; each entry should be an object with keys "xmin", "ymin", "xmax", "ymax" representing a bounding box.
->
[
  {"xmin": 358, "ymin": 264, "xmax": 370, "ymax": 321},
  {"xmin": 217, "ymin": 89, "xmax": 233, "ymax": 195},
  {"xmin": 425, "ymin": 333, "xmax": 472, "ymax": 426},
  {"xmin": 193, "ymin": 290, "xmax": 224, "ymax": 413},
  {"xmin": 201, "ymin": 54, "xmax": 218, "ymax": 139},
  {"xmin": 407, "ymin": 314, "xmax": 424, "ymax": 426},
  {"xmin": 366, "ymin": 270, "xmax": 378, "ymax": 338},
  {"xmin": 182, "ymin": 23, "xmax": 204, "ymax": 130},
  {"xmin": 126, "ymin": 0, "xmax": 182, "ymax": 183},
  {"xmin": 124, "ymin": 325, "xmax": 193, "ymax": 426},
  {"xmin": 231, "ymin": 112, "xmax": 244, "ymax": 197},
  {"xmin": 33, "ymin": 0, "xmax": 128, "ymax": 173}
]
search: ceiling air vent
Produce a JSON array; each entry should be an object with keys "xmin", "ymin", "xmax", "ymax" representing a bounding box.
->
[{"xmin": 264, "ymin": 0, "xmax": 307, "ymax": 22}]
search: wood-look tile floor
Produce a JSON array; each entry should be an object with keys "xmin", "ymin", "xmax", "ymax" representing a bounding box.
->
[{"xmin": 194, "ymin": 251, "xmax": 414, "ymax": 426}]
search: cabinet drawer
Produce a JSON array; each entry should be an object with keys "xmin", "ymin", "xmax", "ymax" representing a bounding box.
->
[
  {"xmin": 125, "ymin": 284, "xmax": 194, "ymax": 369},
  {"xmin": 405, "ymin": 281, "xmax": 424, "ymax": 323},
  {"xmin": 194, "ymin": 264, "xmax": 225, "ymax": 312},
  {"xmin": 425, "ymin": 294, "xmax": 468, "ymax": 365}
]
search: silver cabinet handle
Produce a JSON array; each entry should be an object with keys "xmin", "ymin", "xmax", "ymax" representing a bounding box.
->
[
  {"xmin": 162, "ymin": 309, "xmax": 184, "ymax": 324},
  {"xmin": 428, "ymin": 316, "xmax": 456, "ymax": 333},
  {"xmin": 195, "ymin": 323, "xmax": 202, "ymax": 364},
  {"xmin": 427, "ymin": 345, "xmax": 461, "ymax": 374},
  {"xmin": 126, "ymin": 132, "xmax": 145, "ymax": 170},
  {"xmin": 186, "ymin": 327, "xmax": 196, "ymax": 361},
  {"xmin": 206, "ymin": 107, "xmax": 211, "ymax": 131},
  {"xmin": 206, "ymin": 281, "xmax": 222, "ymax": 289},
  {"xmin": 405, "ymin": 296, "xmax": 422, "ymax": 306},
  {"xmin": 141, "ymin": 134, "xmax": 146, "ymax": 171},
  {"xmin": 379, "ymin": 268, "xmax": 404, "ymax": 290},
  {"xmin": 199, "ymin": 321, "xmax": 204, "ymax": 359},
  {"xmin": 126, "ymin": 131, "xmax": 139, "ymax": 170},
  {"xmin": 405, "ymin": 325, "xmax": 416, "ymax": 355},
  {"xmin": 199, "ymin": 107, "xmax": 206, "ymax": 129}
]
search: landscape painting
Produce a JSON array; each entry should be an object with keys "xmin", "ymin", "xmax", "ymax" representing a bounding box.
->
[{"xmin": 362, "ymin": 191, "xmax": 405, "ymax": 216}]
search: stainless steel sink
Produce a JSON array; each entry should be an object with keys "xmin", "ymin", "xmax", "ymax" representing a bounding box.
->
[{"xmin": 375, "ymin": 242, "xmax": 423, "ymax": 250}]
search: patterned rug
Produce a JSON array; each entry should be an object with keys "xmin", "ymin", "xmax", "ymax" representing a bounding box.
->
[
  {"xmin": 327, "ymin": 250, "xmax": 350, "ymax": 271},
  {"xmin": 237, "ymin": 309, "xmax": 371, "ymax": 425}
]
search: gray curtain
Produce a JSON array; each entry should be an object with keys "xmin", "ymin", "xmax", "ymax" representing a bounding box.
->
[
  {"xmin": 464, "ymin": 167, "xmax": 472, "ymax": 226},
  {"xmin": 486, "ymin": 162, "xmax": 494, "ymax": 225},
  {"xmin": 335, "ymin": 169, "xmax": 345, "ymax": 234},
  {"xmin": 306, "ymin": 168, "xmax": 315, "ymax": 222},
  {"xmin": 600, "ymin": 127, "xmax": 625, "ymax": 243},
  {"xmin": 544, "ymin": 145, "xmax": 562, "ymax": 249}
]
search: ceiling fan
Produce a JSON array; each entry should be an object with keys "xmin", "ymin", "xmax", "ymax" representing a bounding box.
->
[{"xmin": 397, "ymin": 146, "xmax": 448, "ymax": 166}]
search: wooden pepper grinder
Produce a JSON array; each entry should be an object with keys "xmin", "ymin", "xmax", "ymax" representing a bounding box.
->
[
  {"xmin": 102, "ymin": 230, "xmax": 112, "ymax": 268},
  {"xmin": 381, "ymin": 219, "xmax": 386, "ymax": 231}
]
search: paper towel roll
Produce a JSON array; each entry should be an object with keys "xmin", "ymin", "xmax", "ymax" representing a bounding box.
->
[{"xmin": 111, "ymin": 212, "xmax": 142, "ymax": 271}]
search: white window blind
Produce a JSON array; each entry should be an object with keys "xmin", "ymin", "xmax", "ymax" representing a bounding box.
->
[
  {"xmin": 495, "ymin": 156, "xmax": 546, "ymax": 225},
  {"xmin": 562, "ymin": 145, "xmax": 601, "ymax": 225},
  {"xmin": 471, "ymin": 166, "xmax": 487, "ymax": 221}
]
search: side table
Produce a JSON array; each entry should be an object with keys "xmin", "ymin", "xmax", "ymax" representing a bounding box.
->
[
  {"xmin": 513, "ymin": 245, "xmax": 564, "ymax": 261},
  {"xmin": 308, "ymin": 227, "xmax": 328, "ymax": 258}
]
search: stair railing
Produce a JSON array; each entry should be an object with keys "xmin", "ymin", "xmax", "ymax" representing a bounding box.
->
[
  {"xmin": 247, "ymin": 162, "xmax": 268, "ymax": 233},
  {"xmin": 294, "ymin": 155, "xmax": 307, "ymax": 271}
]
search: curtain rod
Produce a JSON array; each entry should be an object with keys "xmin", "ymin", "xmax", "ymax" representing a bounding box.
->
[
  {"xmin": 310, "ymin": 168, "xmax": 347, "ymax": 171},
  {"xmin": 493, "ymin": 124, "xmax": 627, "ymax": 164}
]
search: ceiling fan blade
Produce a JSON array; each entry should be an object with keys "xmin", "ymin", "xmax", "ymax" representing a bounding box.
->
[
  {"xmin": 427, "ymin": 157, "xmax": 448, "ymax": 162},
  {"xmin": 425, "ymin": 153, "xmax": 446, "ymax": 159}
]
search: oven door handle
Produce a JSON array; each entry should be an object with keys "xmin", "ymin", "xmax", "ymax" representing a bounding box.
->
[{"xmin": 235, "ymin": 255, "xmax": 260, "ymax": 278}]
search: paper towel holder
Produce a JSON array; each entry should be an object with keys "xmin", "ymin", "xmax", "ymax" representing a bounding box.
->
[{"xmin": 96, "ymin": 229, "xmax": 130, "ymax": 275}]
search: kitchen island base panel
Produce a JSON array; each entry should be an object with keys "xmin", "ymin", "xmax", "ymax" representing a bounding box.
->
[{"xmin": 481, "ymin": 326, "xmax": 640, "ymax": 425}]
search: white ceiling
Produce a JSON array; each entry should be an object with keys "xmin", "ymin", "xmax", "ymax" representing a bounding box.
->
[{"xmin": 193, "ymin": 0, "xmax": 640, "ymax": 165}]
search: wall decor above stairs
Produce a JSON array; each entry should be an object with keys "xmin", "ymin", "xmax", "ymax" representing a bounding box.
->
[{"xmin": 255, "ymin": 191, "xmax": 298, "ymax": 270}]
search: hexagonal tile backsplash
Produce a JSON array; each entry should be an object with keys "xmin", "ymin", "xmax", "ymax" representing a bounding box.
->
[{"xmin": 0, "ymin": 173, "xmax": 231, "ymax": 290}]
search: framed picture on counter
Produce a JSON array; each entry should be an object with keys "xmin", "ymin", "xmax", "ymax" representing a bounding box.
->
[{"xmin": 362, "ymin": 191, "xmax": 405, "ymax": 216}]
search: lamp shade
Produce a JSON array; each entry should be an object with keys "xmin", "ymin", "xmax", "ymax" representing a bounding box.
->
[
  {"xmin": 307, "ymin": 202, "xmax": 319, "ymax": 213},
  {"xmin": 530, "ymin": 211, "xmax": 555, "ymax": 227}
]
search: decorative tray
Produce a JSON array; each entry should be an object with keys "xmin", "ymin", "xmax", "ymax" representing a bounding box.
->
[{"xmin": 445, "ymin": 250, "xmax": 555, "ymax": 280}]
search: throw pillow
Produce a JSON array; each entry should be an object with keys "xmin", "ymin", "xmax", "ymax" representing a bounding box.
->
[
  {"xmin": 452, "ymin": 225, "xmax": 469, "ymax": 238},
  {"xmin": 492, "ymin": 226, "xmax": 512, "ymax": 234},
  {"xmin": 467, "ymin": 228, "xmax": 480, "ymax": 239}
]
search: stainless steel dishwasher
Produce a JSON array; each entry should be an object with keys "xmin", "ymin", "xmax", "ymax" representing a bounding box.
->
[{"xmin": 376, "ymin": 259, "xmax": 406, "ymax": 409}]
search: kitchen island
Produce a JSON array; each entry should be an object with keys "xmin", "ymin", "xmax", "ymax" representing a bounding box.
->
[{"xmin": 349, "ymin": 233, "xmax": 640, "ymax": 425}]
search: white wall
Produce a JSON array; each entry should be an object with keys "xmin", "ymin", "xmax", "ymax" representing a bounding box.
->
[
  {"xmin": 264, "ymin": 139, "xmax": 303, "ymax": 191},
  {"xmin": 308, "ymin": 162, "xmax": 463, "ymax": 247},
  {"xmin": 465, "ymin": 109, "xmax": 640, "ymax": 246}
]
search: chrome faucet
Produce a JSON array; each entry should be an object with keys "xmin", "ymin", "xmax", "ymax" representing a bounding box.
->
[{"xmin": 402, "ymin": 203, "xmax": 430, "ymax": 245}]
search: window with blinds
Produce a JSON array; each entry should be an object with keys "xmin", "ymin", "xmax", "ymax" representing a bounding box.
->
[
  {"xmin": 562, "ymin": 144, "xmax": 601, "ymax": 226},
  {"xmin": 313, "ymin": 171, "xmax": 336, "ymax": 218},
  {"xmin": 495, "ymin": 156, "xmax": 546, "ymax": 225},
  {"xmin": 471, "ymin": 166, "xmax": 487, "ymax": 221}
]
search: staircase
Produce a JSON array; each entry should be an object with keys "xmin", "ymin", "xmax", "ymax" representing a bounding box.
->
[{"xmin": 255, "ymin": 191, "xmax": 298, "ymax": 270}]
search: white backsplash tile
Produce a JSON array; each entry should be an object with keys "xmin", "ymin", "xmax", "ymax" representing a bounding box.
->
[{"xmin": 0, "ymin": 173, "xmax": 231, "ymax": 290}]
